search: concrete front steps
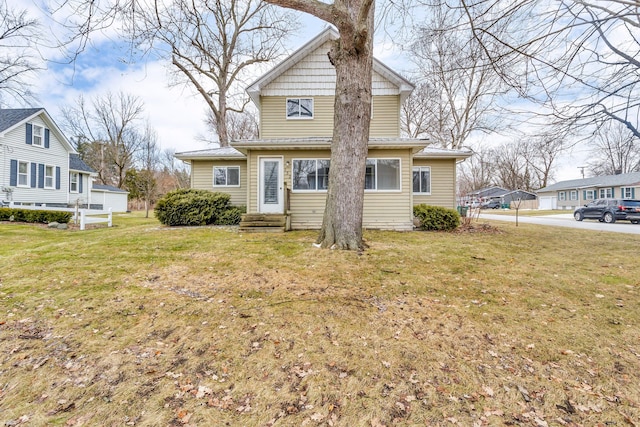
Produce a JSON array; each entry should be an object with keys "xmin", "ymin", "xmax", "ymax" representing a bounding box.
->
[{"xmin": 239, "ymin": 213, "xmax": 289, "ymax": 233}]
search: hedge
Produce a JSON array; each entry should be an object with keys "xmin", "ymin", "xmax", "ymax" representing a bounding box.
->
[
  {"xmin": 154, "ymin": 189, "xmax": 244, "ymax": 226},
  {"xmin": 0, "ymin": 208, "xmax": 72, "ymax": 224},
  {"xmin": 413, "ymin": 204, "xmax": 460, "ymax": 231}
]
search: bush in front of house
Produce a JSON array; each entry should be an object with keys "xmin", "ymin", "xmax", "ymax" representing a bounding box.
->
[
  {"xmin": 0, "ymin": 207, "xmax": 72, "ymax": 224},
  {"xmin": 413, "ymin": 204, "xmax": 460, "ymax": 231},
  {"xmin": 154, "ymin": 189, "xmax": 243, "ymax": 226}
]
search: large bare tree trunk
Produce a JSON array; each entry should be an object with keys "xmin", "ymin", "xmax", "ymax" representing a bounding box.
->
[
  {"xmin": 265, "ymin": 0, "xmax": 375, "ymax": 250},
  {"xmin": 316, "ymin": 25, "xmax": 374, "ymax": 249}
]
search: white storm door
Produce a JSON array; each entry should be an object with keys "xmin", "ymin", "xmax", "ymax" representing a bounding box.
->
[{"xmin": 259, "ymin": 157, "xmax": 283, "ymax": 213}]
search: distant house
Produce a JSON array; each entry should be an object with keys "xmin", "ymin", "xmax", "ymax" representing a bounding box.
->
[
  {"xmin": 466, "ymin": 186, "xmax": 536, "ymax": 207},
  {"xmin": 537, "ymin": 172, "xmax": 640, "ymax": 210},
  {"xmin": 0, "ymin": 108, "xmax": 128, "ymax": 212},
  {"xmin": 176, "ymin": 28, "xmax": 471, "ymax": 231}
]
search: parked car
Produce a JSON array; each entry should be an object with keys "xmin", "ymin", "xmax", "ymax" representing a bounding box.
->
[
  {"xmin": 573, "ymin": 199, "xmax": 640, "ymax": 223},
  {"xmin": 480, "ymin": 200, "xmax": 501, "ymax": 209}
]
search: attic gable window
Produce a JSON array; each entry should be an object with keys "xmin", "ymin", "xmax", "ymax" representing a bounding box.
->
[
  {"xmin": 286, "ymin": 98, "xmax": 313, "ymax": 119},
  {"xmin": 32, "ymin": 124, "xmax": 44, "ymax": 147}
]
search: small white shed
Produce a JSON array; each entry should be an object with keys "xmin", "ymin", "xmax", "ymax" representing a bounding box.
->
[{"xmin": 91, "ymin": 184, "xmax": 129, "ymax": 212}]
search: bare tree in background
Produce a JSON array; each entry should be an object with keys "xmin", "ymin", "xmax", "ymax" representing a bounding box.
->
[
  {"xmin": 62, "ymin": 92, "xmax": 147, "ymax": 189},
  {"xmin": 0, "ymin": 0, "xmax": 41, "ymax": 106},
  {"xmin": 459, "ymin": 0, "xmax": 640, "ymax": 139},
  {"xmin": 457, "ymin": 149, "xmax": 494, "ymax": 197},
  {"xmin": 521, "ymin": 128, "xmax": 568, "ymax": 189},
  {"xmin": 205, "ymin": 109, "xmax": 259, "ymax": 142},
  {"xmin": 406, "ymin": 1, "xmax": 512, "ymax": 149},
  {"xmin": 588, "ymin": 121, "xmax": 640, "ymax": 176},
  {"xmin": 127, "ymin": 0, "xmax": 297, "ymax": 146}
]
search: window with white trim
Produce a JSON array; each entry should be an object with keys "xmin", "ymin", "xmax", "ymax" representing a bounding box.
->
[
  {"xmin": 570, "ymin": 190, "xmax": 578, "ymax": 200},
  {"xmin": 32, "ymin": 124, "xmax": 44, "ymax": 147},
  {"xmin": 365, "ymin": 159, "xmax": 401, "ymax": 191},
  {"xmin": 286, "ymin": 98, "xmax": 313, "ymax": 119},
  {"xmin": 558, "ymin": 191, "xmax": 566, "ymax": 201},
  {"xmin": 412, "ymin": 166, "xmax": 431, "ymax": 194},
  {"xmin": 45, "ymin": 165, "xmax": 54, "ymax": 189},
  {"xmin": 70, "ymin": 172, "xmax": 79, "ymax": 193},
  {"xmin": 585, "ymin": 189, "xmax": 595, "ymax": 200},
  {"xmin": 599, "ymin": 188, "xmax": 613, "ymax": 198},
  {"xmin": 18, "ymin": 161, "xmax": 29, "ymax": 186},
  {"xmin": 213, "ymin": 166, "xmax": 240, "ymax": 187},
  {"xmin": 292, "ymin": 159, "xmax": 330, "ymax": 191},
  {"xmin": 621, "ymin": 187, "xmax": 633, "ymax": 198}
]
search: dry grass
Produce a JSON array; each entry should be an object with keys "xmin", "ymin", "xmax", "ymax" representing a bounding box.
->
[{"xmin": 1, "ymin": 213, "xmax": 639, "ymax": 426}]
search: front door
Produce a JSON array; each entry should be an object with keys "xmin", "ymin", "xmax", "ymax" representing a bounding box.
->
[{"xmin": 259, "ymin": 157, "xmax": 283, "ymax": 213}]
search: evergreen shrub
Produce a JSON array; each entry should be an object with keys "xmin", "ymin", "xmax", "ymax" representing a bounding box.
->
[{"xmin": 413, "ymin": 204, "xmax": 460, "ymax": 231}]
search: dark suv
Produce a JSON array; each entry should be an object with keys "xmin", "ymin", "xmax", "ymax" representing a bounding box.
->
[{"xmin": 574, "ymin": 199, "xmax": 640, "ymax": 223}]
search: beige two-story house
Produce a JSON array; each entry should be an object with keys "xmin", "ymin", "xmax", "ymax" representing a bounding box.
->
[{"xmin": 175, "ymin": 28, "xmax": 471, "ymax": 230}]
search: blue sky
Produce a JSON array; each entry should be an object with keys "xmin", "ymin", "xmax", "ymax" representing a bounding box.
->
[{"xmin": 11, "ymin": 0, "xmax": 591, "ymax": 182}]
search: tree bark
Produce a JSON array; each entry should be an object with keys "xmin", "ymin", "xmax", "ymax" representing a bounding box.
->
[{"xmin": 264, "ymin": 0, "xmax": 375, "ymax": 250}]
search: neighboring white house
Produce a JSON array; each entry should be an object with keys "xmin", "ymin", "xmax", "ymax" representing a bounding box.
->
[{"xmin": 0, "ymin": 108, "xmax": 128, "ymax": 212}]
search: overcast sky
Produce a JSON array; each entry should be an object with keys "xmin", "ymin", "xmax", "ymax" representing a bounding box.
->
[{"xmin": 10, "ymin": 0, "xmax": 589, "ymax": 182}]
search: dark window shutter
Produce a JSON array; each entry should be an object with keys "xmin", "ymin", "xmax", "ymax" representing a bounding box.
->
[
  {"xmin": 10, "ymin": 160, "xmax": 17, "ymax": 186},
  {"xmin": 79, "ymin": 174, "xmax": 83, "ymax": 193},
  {"xmin": 38, "ymin": 164, "xmax": 45, "ymax": 188},
  {"xmin": 30, "ymin": 163, "xmax": 37, "ymax": 188},
  {"xmin": 44, "ymin": 129, "xmax": 50, "ymax": 148},
  {"xmin": 26, "ymin": 123, "xmax": 32, "ymax": 145},
  {"xmin": 582, "ymin": 190, "xmax": 586, "ymax": 200},
  {"xmin": 56, "ymin": 167, "xmax": 61, "ymax": 190}
]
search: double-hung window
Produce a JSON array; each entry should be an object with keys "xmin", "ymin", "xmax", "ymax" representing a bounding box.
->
[
  {"xmin": 70, "ymin": 172, "xmax": 79, "ymax": 193},
  {"xmin": 558, "ymin": 191, "xmax": 566, "ymax": 201},
  {"xmin": 599, "ymin": 188, "xmax": 613, "ymax": 198},
  {"xmin": 45, "ymin": 165, "xmax": 54, "ymax": 189},
  {"xmin": 292, "ymin": 159, "xmax": 330, "ymax": 190},
  {"xmin": 32, "ymin": 125, "xmax": 44, "ymax": 147},
  {"xmin": 570, "ymin": 190, "xmax": 578, "ymax": 201},
  {"xmin": 213, "ymin": 166, "xmax": 240, "ymax": 187},
  {"xmin": 412, "ymin": 166, "xmax": 431, "ymax": 194},
  {"xmin": 286, "ymin": 98, "xmax": 313, "ymax": 119},
  {"xmin": 18, "ymin": 161, "xmax": 29, "ymax": 186},
  {"xmin": 621, "ymin": 187, "xmax": 633, "ymax": 198},
  {"xmin": 365, "ymin": 159, "xmax": 400, "ymax": 191},
  {"xmin": 585, "ymin": 190, "xmax": 595, "ymax": 200}
]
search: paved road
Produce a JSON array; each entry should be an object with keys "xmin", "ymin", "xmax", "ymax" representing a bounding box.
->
[{"xmin": 478, "ymin": 212, "xmax": 640, "ymax": 235}]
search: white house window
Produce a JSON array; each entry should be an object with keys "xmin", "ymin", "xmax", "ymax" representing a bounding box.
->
[
  {"xmin": 621, "ymin": 187, "xmax": 633, "ymax": 198},
  {"xmin": 32, "ymin": 124, "xmax": 44, "ymax": 147},
  {"xmin": 70, "ymin": 172, "xmax": 79, "ymax": 193},
  {"xmin": 286, "ymin": 98, "xmax": 313, "ymax": 119},
  {"xmin": 585, "ymin": 190, "xmax": 595, "ymax": 200},
  {"xmin": 570, "ymin": 190, "xmax": 578, "ymax": 201},
  {"xmin": 292, "ymin": 159, "xmax": 330, "ymax": 191},
  {"xmin": 599, "ymin": 188, "xmax": 613, "ymax": 198},
  {"xmin": 412, "ymin": 166, "xmax": 431, "ymax": 194},
  {"xmin": 558, "ymin": 191, "xmax": 566, "ymax": 201},
  {"xmin": 213, "ymin": 166, "xmax": 240, "ymax": 187},
  {"xmin": 45, "ymin": 165, "xmax": 54, "ymax": 189},
  {"xmin": 365, "ymin": 158, "xmax": 401, "ymax": 191},
  {"xmin": 18, "ymin": 161, "xmax": 29, "ymax": 186}
]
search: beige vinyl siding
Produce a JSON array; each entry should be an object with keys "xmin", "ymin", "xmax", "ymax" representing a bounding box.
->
[
  {"xmin": 370, "ymin": 96, "xmax": 400, "ymax": 137},
  {"xmin": 246, "ymin": 148, "xmax": 413, "ymax": 230},
  {"xmin": 412, "ymin": 158, "xmax": 457, "ymax": 209},
  {"xmin": 362, "ymin": 149, "xmax": 413, "ymax": 230},
  {"xmin": 260, "ymin": 95, "xmax": 401, "ymax": 139},
  {"xmin": 261, "ymin": 96, "xmax": 334, "ymax": 138},
  {"xmin": 190, "ymin": 160, "xmax": 247, "ymax": 207}
]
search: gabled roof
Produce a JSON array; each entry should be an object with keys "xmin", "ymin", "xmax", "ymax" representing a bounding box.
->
[
  {"xmin": 537, "ymin": 172, "xmax": 640, "ymax": 193},
  {"xmin": 69, "ymin": 153, "xmax": 96, "ymax": 173},
  {"xmin": 0, "ymin": 108, "xmax": 43, "ymax": 133},
  {"xmin": 0, "ymin": 108, "xmax": 76, "ymax": 153},
  {"xmin": 246, "ymin": 27, "xmax": 415, "ymax": 107},
  {"xmin": 470, "ymin": 186, "xmax": 509, "ymax": 198}
]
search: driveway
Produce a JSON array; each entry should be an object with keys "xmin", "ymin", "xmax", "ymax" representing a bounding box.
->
[{"xmin": 478, "ymin": 212, "xmax": 640, "ymax": 235}]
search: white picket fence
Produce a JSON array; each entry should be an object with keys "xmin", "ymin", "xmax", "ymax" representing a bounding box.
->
[{"xmin": 3, "ymin": 203, "xmax": 112, "ymax": 230}]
